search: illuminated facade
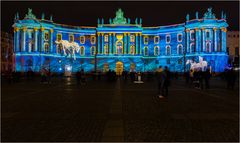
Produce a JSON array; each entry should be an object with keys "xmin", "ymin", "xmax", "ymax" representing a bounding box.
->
[{"xmin": 13, "ymin": 8, "xmax": 228, "ymax": 74}]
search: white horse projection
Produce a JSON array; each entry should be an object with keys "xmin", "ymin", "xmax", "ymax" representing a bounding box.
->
[
  {"xmin": 186, "ymin": 56, "xmax": 208, "ymax": 71},
  {"xmin": 55, "ymin": 40, "xmax": 80, "ymax": 60}
]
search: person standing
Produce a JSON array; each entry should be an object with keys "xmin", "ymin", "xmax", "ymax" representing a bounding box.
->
[
  {"xmin": 204, "ymin": 68, "xmax": 211, "ymax": 89},
  {"xmin": 163, "ymin": 66, "xmax": 171, "ymax": 97},
  {"xmin": 156, "ymin": 66, "xmax": 165, "ymax": 98}
]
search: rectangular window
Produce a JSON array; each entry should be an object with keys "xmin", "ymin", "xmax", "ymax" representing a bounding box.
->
[
  {"xmin": 167, "ymin": 59, "xmax": 170, "ymax": 64},
  {"xmin": 69, "ymin": 34, "xmax": 74, "ymax": 42},
  {"xmin": 235, "ymin": 47, "xmax": 239, "ymax": 56},
  {"xmin": 130, "ymin": 35, "xmax": 135, "ymax": 42},
  {"xmin": 104, "ymin": 35, "xmax": 109, "ymax": 42},
  {"xmin": 206, "ymin": 31, "xmax": 210, "ymax": 38},
  {"xmin": 57, "ymin": 34, "xmax": 62, "ymax": 41}
]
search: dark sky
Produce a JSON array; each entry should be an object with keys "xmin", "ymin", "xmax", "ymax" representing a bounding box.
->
[{"xmin": 1, "ymin": 1, "xmax": 239, "ymax": 33}]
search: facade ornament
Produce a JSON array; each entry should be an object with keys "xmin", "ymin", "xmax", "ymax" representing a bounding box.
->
[
  {"xmin": 113, "ymin": 8, "xmax": 127, "ymax": 24},
  {"xmin": 109, "ymin": 18, "xmax": 112, "ymax": 24},
  {"xmin": 33, "ymin": 27, "xmax": 38, "ymax": 31},
  {"xmin": 186, "ymin": 14, "xmax": 189, "ymax": 21},
  {"xmin": 50, "ymin": 15, "xmax": 53, "ymax": 21},
  {"xmin": 41, "ymin": 13, "xmax": 45, "ymax": 20},
  {"xmin": 101, "ymin": 18, "xmax": 104, "ymax": 24},
  {"xmin": 25, "ymin": 8, "xmax": 36, "ymax": 19},
  {"xmin": 203, "ymin": 7, "xmax": 216, "ymax": 19},
  {"xmin": 50, "ymin": 29, "xmax": 54, "ymax": 33},
  {"xmin": 221, "ymin": 11, "xmax": 224, "ymax": 19},
  {"xmin": 139, "ymin": 18, "xmax": 142, "ymax": 25},
  {"xmin": 97, "ymin": 18, "xmax": 100, "ymax": 24},
  {"xmin": 135, "ymin": 18, "xmax": 138, "ymax": 24},
  {"xmin": 224, "ymin": 13, "xmax": 227, "ymax": 19},
  {"xmin": 195, "ymin": 11, "xmax": 199, "ymax": 19},
  {"xmin": 128, "ymin": 18, "xmax": 130, "ymax": 24}
]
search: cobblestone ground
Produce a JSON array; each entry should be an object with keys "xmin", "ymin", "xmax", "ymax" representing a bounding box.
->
[{"xmin": 1, "ymin": 76, "xmax": 239, "ymax": 142}]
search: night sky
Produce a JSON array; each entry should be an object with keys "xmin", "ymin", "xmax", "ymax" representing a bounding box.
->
[{"xmin": 1, "ymin": 1, "xmax": 239, "ymax": 33}]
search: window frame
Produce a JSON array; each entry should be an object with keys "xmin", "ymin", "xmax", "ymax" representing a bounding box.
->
[{"xmin": 80, "ymin": 36, "xmax": 85, "ymax": 44}]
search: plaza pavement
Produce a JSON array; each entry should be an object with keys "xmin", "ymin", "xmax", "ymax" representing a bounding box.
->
[{"xmin": 1, "ymin": 76, "xmax": 239, "ymax": 142}]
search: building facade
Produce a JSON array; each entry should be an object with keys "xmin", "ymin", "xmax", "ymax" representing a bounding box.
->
[
  {"xmin": 226, "ymin": 31, "xmax": 239, "ymax": 67},
  {"xmin": 13, "ymin": 8, "xmax": 228, "ymax": 74},
  {"xmin": 1, "ymin": 31, "xmax": 14, "ymax": 74}
]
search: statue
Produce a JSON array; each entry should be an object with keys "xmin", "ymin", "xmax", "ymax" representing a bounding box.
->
[
  {"xmin": 109, "ymin": 18, "xmax": 112, "ymax": 24},
  {"xmin": 41, "ymin": 13, "xmax": 45, "ymax": 20},
  {"xmin": 50, "ymin": 15, "xmax": 53, "ymax": 21},
  {"xmin": 186, "ymin": 14, "xmax": 189, "ymax": 21},
  {"xmin": 25, "ymin": 8, "xmax": 36, "ymax": 19},
  {"xmin": 203, "ymin": 7, "xmax": 216, "ymax": 19},
  {"xmin": 97, "ymin": 18, "xmax": 100, "ymax": 24},
  {"xmin": 221, "ymin": 11, "xmax": 224, "ymax": 19},
  {"xmin": 16, "ymin": 12, "xmax": 19, "ymax": 19},
  {"xmin": 135, "ymin": 18, "xmax": 138, "ymax": 24},
  {"xmin": 128, "ymin": 18, "xmax": 130, "ymax": 24},
  {"xmin": 224, "ymin": 13, "xmax": 227, "ymax": 19},
  {"xmin": 139, "ymin": 18, "xmax": 142, "ymax": 25},
  {"xmin": 101, "ymin": 18, "xmax": 104, "ymax": 24},
  {"xmin": 195, "ymin": 11, "xmax": 199, "ymax": 19},
  {"xmin": 113, "ymin": 8, "xmax": 127, "ymax": 24}
]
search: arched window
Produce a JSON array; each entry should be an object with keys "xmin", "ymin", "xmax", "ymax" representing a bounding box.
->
[
  {"xmin": 104, "ymin": 44, "xmax": 109, "ymax": 54},
  {"xmin": 206, "ymin": 42, "xmax": 211, "ymax": 52},
  {"xmin": 44, "ymin": 43, "xmax": 49, "ymax": 53},
  {"xmin": 190, "ymin": 30, "xmax": 195, "ymax": 40},
  {"xmin": 90, "ymin": 46, "xmax": 96, "ymax": 56},
  {"xmin": 166, "ymin": 35, "xmax": 171, "ymax": 43},
  {"xmin": 190, "ymin": 43, "xmax": 195, "ymax": 53},
  {"xmin": 166, "ymin": 46, "xmax": 171, "ymax": 55},
  {"xmin": 154, "ymin": 36, "xmax": 160, "ymax": 44},
  {"xmin": 80, "ymin": 46, "xmax": 85, "ymax": 56},
  {"xmin": 154, "ymin": 46, "xmax": 159, "ymax": 56},
  {"xmin": 178, "ymin": 44, "xmax": 183, "ymax": 55},
  {"xmin": 80, "ymin": 36, "xmax": 85, "ymax": 44},
  {"xmin": 144, "ymin": 46, "xmax": 148, "ymax": 56},
  {"xmin": 144, "ymin": 36, "xmax": 148, "ymax": 45},
  {"xmin": 177, "ymin": 33, "xmax": 182, "ymax": 42},
  {"xmin": 130, "ymin": 45, "xmax": 135, "ymax": 55},
  {"xmin": 69, "ymin": 34, "xmax": 74, "ymax": 43},
  {"xmin": 44, "ymin": 32, "xmax": 49, "ymax": 41},
  {"xmin": 91, "ymin": 36, "xmax": 96, "ymax": 44}
]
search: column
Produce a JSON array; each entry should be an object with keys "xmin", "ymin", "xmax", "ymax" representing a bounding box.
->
[
  {"xmin": 127, "ymin": 33, "xmax": 130, "ymax": 54},
  {"xmin": 124, "ymin": 33, "xmax": 127, "ymax": 54},
  {"xmin": 97, "ymin": 33, "xmax": 100, "ymax": 54},
  {"xmin": 101, "ymin": 33, "xmax": 104, "ymax": 54},
  {"xmin": 201, "ymin": 28, "xmax": 206, "ymax": 52},
  {"xmin": 195, "ymin": 28, "xmax": 199, "ymax": 53},
  {"xmin": 34, "ymin": 27, "xmax": 38, "ymax": 52},
  {"xmin": 113, "ymin": 33, "xmax": 116, "ymax": 54},
  {"xmin": 213, "ymin": 27, "xmax": 217, "ymax": 52},
  {"xmin": 109, "ymin": 33, "xmax": 112, "ymax": 54},
  {"xmin": 135, "ymin": 33, "xmax": 139, "ymax": 54},
  {"xmin": 186, "ymin": 29, "xmax": 190, "ymax": 53},
  {"xmin": 40, "ymin": 27, "xmax": 45, "ymax": 52},
  {"xmin": 21, "ymin": 27, "xmax": 27, "ymax": 52},
  {"xmin": 140, "ymin": 33, "xmax": 142, "ymax": 55},
  {"xmin": 50, "ymin": 29, "xmax": 54, "ymax": 53},
  {"xmin": 221, "ymin": 27, "xmax": 227, "ymax": 52},
  {"xmin": 14, "ymin": 27, "xmax": 20, "ymax": 52}
]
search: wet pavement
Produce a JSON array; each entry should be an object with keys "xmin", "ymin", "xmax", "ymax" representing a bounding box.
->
[{"xmin": 1, "ymin": 76, "xmax": 239, "ymax": 142}]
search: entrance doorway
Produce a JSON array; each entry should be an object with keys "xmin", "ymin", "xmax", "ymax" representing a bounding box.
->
[{"xmin": 116, "ymin": 61, "xmax": 123, "ymax": 75}]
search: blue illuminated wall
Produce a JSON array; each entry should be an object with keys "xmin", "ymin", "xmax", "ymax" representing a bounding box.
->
[{"xmin": 13, "ymin": 8, "xmax": 228, "ymax": 73}]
